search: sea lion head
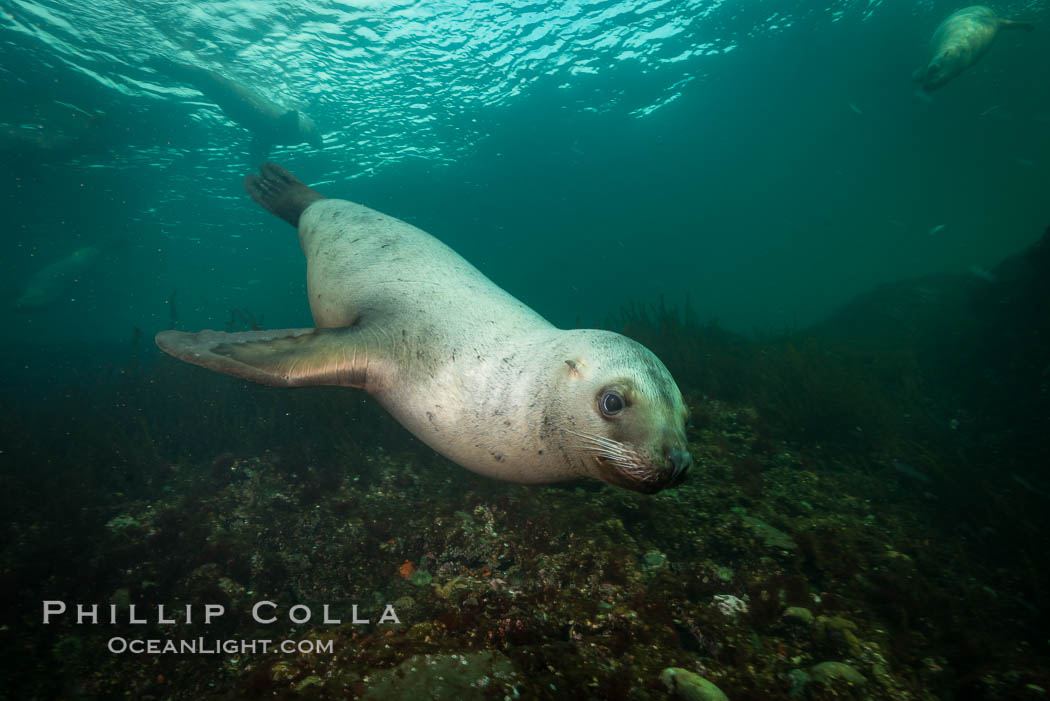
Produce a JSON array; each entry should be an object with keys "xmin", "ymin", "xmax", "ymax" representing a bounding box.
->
[
  {"xmin": 918, "ymin": 49, "xmax": 962, "ymax": 92},
  {"xmin": 551, "ymin": 330, "xmax": 692, "ymax": 494}
]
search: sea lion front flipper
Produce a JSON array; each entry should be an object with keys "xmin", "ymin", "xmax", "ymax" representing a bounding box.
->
[
  {"xmin": 155, "ymin": 327, "xmax": 387, "ymax": 390},
  {"xmin": 999, "ymin": 18, "xmax": 1035, "ymax": 32}
]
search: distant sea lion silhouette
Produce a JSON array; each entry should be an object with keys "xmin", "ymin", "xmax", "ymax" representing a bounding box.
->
[
  {"xmin": 914, "ymin": 5, "xmax": 1034, "ymax": 93},
  {"xmin": 156, "ymin": 164, "xmax": 693, "ymax": 494},
  {"xmin": 0, "ymin": 108, "xmax": 107, "ymax": 163},
  {"xmin": 14, "ymin": 245, "xmax": 104, "ymax": 309},
  {"xmin": 148, "ymin": 57, "xmax": 323, "ymax": 162},
  {"xmin": 0, "ymin": 125, "xmax": 85, "ymax": 163}
]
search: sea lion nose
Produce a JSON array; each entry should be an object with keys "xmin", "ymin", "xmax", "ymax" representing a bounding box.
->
[{"xmin": 668, "ymin": 448, "xmax": 692, "ymax": 483}]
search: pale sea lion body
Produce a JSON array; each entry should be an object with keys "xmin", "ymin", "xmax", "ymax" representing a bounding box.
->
[
  {"xmin": 157, "ymin": 164, "xmax": 692, "ymax": 493},
  {"xmin": 149, "ymin": 57, "xmax": 323, "ymax": 161},
  {"xmin": 914, "ymin": 6, "xmax": 1034, "ymax": 92}
]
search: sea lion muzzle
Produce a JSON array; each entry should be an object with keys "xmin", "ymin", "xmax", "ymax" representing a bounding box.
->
[{"xmin": 668, "ymin": 448, "xmax": 692, "ymax": 484}]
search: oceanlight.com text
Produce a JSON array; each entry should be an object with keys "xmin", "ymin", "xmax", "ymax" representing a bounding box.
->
[{"xmin": 107, "ymin": 637, "xmax": 335, "ymax": 655}]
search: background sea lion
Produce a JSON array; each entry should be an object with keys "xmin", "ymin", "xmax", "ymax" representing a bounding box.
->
[
  {"xmin": 148, "ymin": 57, "xmax": 323, "ymax": 162},
  {"xmin": 14, "ymin": 245, "xmax": 103, "ymax": 309},
  {"xmin": 0, "ymin": 102, "xmax": 109, "ymax": 165},
  {"xmin": 0, "ymin": 123, "xmax": 97, "ymax": 163},
  {"xmin": 156, "ymin": 164, "xmax": 693, "ymax": 494},
  {"xmin": 914, "ymin": 5, "xmax": 1034, "ymax": 93}
]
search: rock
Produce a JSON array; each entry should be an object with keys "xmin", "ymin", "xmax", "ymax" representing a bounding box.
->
[
  {"xmin": 740, "ymin": 515, "xmax": 797, "ymax": 551},
  {"xmin": 109, "ymin": 587, "xmax": 131, "ymax": 608},
  {"xmin": 105, "ymin": 514, "xmax": 141, "ymax": 533},
  {"xmin": 643, "ymin": 549, "xmax": 668, "ymax": 572},
  {"xmin": 782, "ymin": 606, "xmax": 814, "ymax": 625},
  {"xmin": 814, "ymin": 615, "xmax": 863, "ymax": 657},
  {"xmin": 660, "ymin": 667, "xmax": 730, "ymax": 701},
  {"xmin": 809, "ymin": 661, "xmax": 866, "ymax": 686},
  {"xmin": 361, "ymin": 650, "xmax": 522, "ymax": 700},
  {"xmin": 294, "ymin": 675, "xmax": 324, "ymax": 692},
  {"xmin": 51, "ymin": 634, "xmax": 83, "ymax": 663},
  {"xmin": 409, "ymin": 570, "xmax": 433, "ymax": 587},
  {"xmin": 787, "ymin": 669, "xmax": 811, "ymax": 697},
  {"xmin": 712, "ymin": 594, "xmax": 748, "ymax": 617}
]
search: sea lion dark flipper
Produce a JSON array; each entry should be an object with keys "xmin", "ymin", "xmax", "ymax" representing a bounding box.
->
[
  {"xmin": 155, "ymin": 327, "xmax": 385, "ymax": 389},
  {"xmin": 243, "ymin": 162, "xmax": 324, "ymax": 227}
]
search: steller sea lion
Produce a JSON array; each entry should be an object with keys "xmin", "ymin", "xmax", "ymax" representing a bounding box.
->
[
  {"xmin": 14, "ymin": 245, "xmax": 103, "ymax": 309},
  {"xmin": 156, "ymin": 164, "xmax": 693, "ymax": 494},
  {"xmin": 914, "ymin": 5, "xmax": 1034, "ymax": 93},
  {"xmin": 148, "ymin": 57, "xmax": 323, "ymax": 162}
]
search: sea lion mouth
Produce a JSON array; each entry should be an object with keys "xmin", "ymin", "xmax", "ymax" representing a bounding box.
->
[
  {"xmin": 566, "ymin": 429, "xmax": 689, "ymax": 494},
  {"xmin": 595, "ymin": 455, "xmax": 686, "ymax": 494}
]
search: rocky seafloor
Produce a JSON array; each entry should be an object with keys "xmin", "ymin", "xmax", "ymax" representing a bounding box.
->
[
  {"xmin": 2, "ymin": 230, "xmax": 1049, "ymax": 699},
  {"xmin": 2, "ymin": 392, "xmax": 1047, "ymax": 700}
]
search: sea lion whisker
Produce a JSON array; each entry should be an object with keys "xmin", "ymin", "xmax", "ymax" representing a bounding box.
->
[
  {"xmin": 609, "ymin": 458, "xmax": 639, "ymax": 470},
  {"xmin": 587, "ymin": 439, "xmax": 629, "ymax": 455},
  {"xmin": 579, "ymin": 439, "xmax": 640, "ymax": 464},
  {"xmin": 589, "ymin": 440, "xmax": 645, "ymax": 468},
  {"xmin": 564, "ymin": 428, "xmax": 628, "ymax": 452},
  {"xmin": 587, "ymin": 437, "xmax": 641, "ymax": 460},
  {"xmin": 597, "ymin": 441, "xmax": 642, "ymax": 462},
  {"xmin": 602, "ymin": 457, "xmax": 640, "ymax": 471},
  {"xmin": 605, "ymin": 448, "xmax": 642, "ymax": 464}
]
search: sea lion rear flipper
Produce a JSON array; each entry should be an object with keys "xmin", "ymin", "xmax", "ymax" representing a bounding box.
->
[
  {"xmin": 999, "ymin": 19, "xmax": 1035, "ymax": 32},
  {"xmin": 155, "ymin": 327, "xmax": 382, "ymax": 389},
  {"xmin": 244, "ymin": 162, "xmax": 325, "ymax": 228}
]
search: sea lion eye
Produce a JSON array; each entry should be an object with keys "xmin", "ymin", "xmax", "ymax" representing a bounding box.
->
[{"xmin": 599, "ymin": 390, "xmax": 625, "ymax": 417}]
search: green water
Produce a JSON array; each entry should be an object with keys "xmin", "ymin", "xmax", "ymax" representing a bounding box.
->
[
  {"xmin": 2, "ymin": 1, "xmax": 1049, "ymax": 698},
  {"xmin": 2, "ymin": 0, "xmax": 1046, "ymax": 350}
]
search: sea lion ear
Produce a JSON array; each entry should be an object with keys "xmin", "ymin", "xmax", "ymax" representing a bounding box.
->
[{"xmin": 564, "ymin": 359, "xmax": 581, "ymax": 377}]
